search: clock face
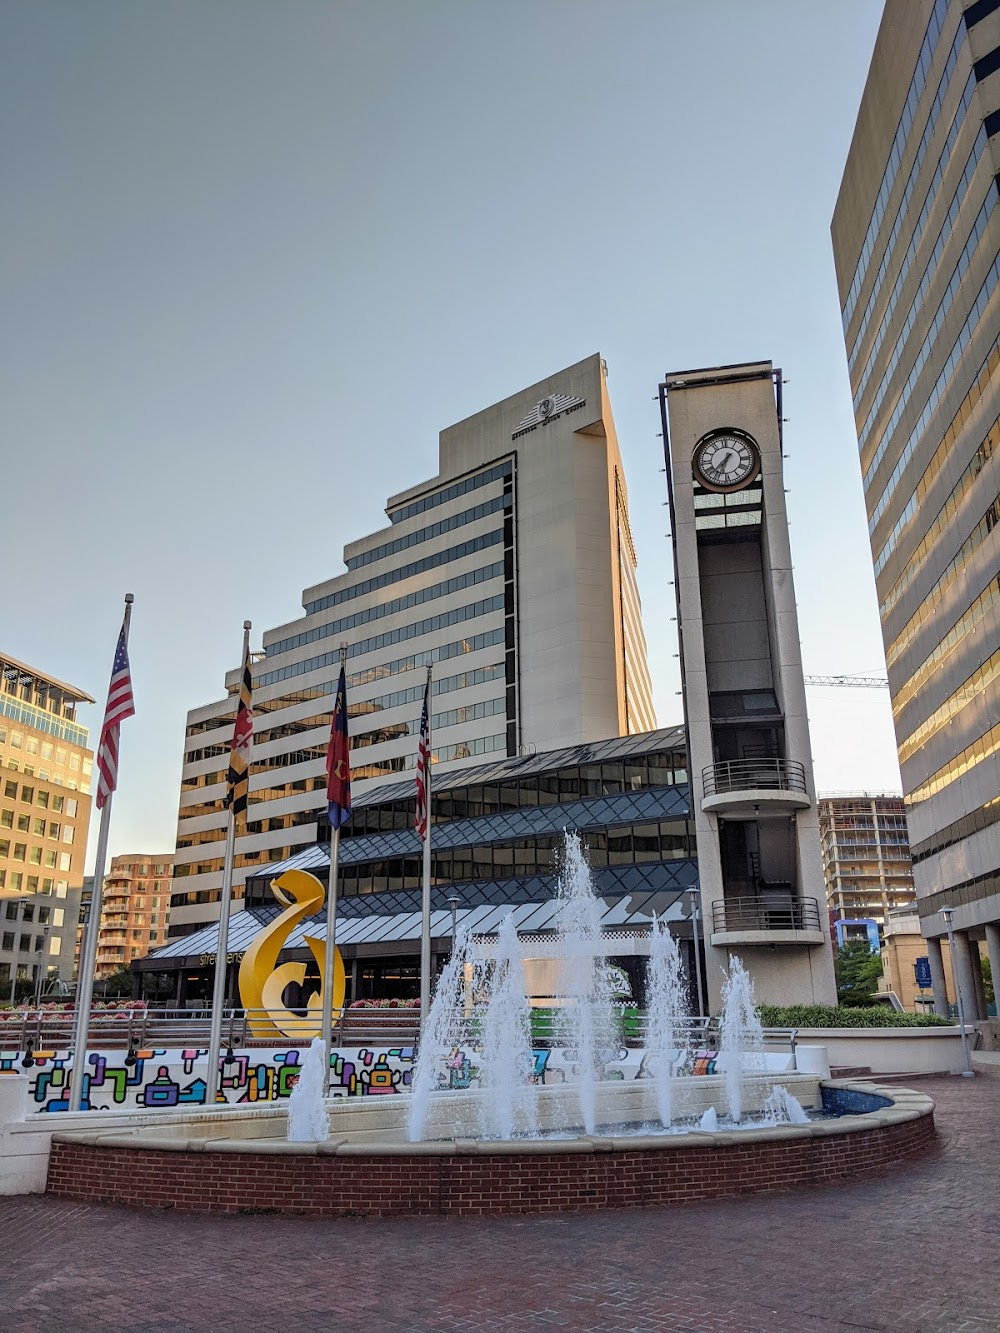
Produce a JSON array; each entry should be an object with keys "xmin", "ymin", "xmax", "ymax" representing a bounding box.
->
[{"xmin": 693, "ymin": 430, "xmax": 760, "ymax": 492}]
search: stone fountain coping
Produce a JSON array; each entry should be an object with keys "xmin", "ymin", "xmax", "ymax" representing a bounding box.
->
[{"xmin": 49, "ymin": 1081, "xmax": 934, "ymax": 1157}]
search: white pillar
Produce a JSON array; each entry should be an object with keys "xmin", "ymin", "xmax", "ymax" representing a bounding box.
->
[
  {"xmin": 985, "ymin": 923, "xmax": 1000, "ymax": 1014},
  {"xmin": 953, "ymin": 931, "xmax": 983, "ymax": 1023},
  {"xmin": 969, "ymin": 937, "xmax": 987, "ymax": 1021}
]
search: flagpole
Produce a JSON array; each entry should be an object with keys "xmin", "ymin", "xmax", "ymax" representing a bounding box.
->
[
  {"xmin": 68, "ymin": 593, "xmax": 133, "ymax": 1115},
  {"xmin": 321, "ymin": 645, "xmax": 348, "ymax": 1095},
  {"xmin": 420, "ymin": 663, "xmax": 433, "ymax": 1031},
  {"xmin": 206, "ymin": 620, "xmax": 251, "ymax": 1107}
]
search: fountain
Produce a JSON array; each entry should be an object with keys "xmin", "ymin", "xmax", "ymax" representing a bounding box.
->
[
  {"xmin": 554, "ymin": 832, "xmax": 620, "ymax": 1135},
  {"xmin": 644, "ymin": 914, "xmax": 686, "ymax": 1127},
  {"xmin": 478, "ymin": 911, "xmax": 537, "ymax": 1139},
  {"xmin": 407, "ymin": 924, "xmax": 475, "ymax": 1143},
  {"xmin": 46, "ymin": 833, "xmax": 936, "ymax": 1216},
  {"xmin": 718, "ymin": 954, "xmax": 769, "ymax": 1123},
  {"xmin": 286, "ymin": 1036, "xmax": 329, "ymax": 1142}
]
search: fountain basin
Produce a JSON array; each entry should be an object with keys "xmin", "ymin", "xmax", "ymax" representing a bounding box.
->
[{"xmin": 45, "ymin": 1078, "xmax": 934, "ymax": 1216}]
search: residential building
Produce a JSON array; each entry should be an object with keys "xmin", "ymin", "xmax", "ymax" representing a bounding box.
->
[
  {"xmin": 0, "ymin": 653, "xmax": 93, "ymax": 990},
  {"xmin": 659, "ymin": 360, "xmax": 838, "ymax": 1009},
  {"xmin": 141, "ymin": 729, "xmax": 698, "ymax": 1007},
  {"xmin": 819, "ymin": 794, "xmax": 917, "ymax": 925},
  {"xmin": 94, "ymin": 854, "xmax": 172, "ymax": 978},
  {"xmin": 170, "ymin": 355, "xmax": 656, "ymax": 939},
  {"xmin": 833, "ymin": 0, "xmax": 1000, "ymax": 1018},
  {"xmin": 878, "ymin": 908, "xmax": 957, "ymax": 1012}
]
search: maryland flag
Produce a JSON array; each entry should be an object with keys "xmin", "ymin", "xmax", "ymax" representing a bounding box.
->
[
  {"xmin": 326, "ymin": 662, "xmax": 351, "ymax": 829},
  {"xmin": 224, "ymin": 638, "xmax": 253, "ymax": 818}
]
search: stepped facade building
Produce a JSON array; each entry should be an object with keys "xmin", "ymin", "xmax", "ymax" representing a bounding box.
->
[{"xmin": 170, "ymin": 355, "xmax": 655, "ymax": 938}]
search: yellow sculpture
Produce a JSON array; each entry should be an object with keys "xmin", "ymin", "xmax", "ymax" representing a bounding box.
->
[{"xmin": 238, "ymin": 868, "xmax": 345, "ymax": 1040}]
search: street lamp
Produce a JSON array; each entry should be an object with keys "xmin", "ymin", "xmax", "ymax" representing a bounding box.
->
[
  {"xmin": 447, "ymin": 892, "xmax": 460, "ymax": 948},
  {"xmin": 686, "ymin": 888, "xmax": 705, "ymax": 1020},
  {"xmin": 940, "ymin": 908, "xmax": 974, "ymax": 1078}
]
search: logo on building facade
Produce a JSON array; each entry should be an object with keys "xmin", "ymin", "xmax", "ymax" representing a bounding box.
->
[{"xmin": 512, "ymin": 393, "xmax": 586, "ymax": 439}]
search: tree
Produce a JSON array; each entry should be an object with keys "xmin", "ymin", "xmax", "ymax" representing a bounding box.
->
[{"xmin": 835, "ymin": 940, "xmax": 884, "ymax": 1007}]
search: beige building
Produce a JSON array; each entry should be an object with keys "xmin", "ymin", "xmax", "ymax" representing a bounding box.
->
[
  {"xmin": 170, "ymin": 355, "xmax": 656, "ymax": 939},
  {"xmin": 819, "ymin": 794, "xmax": 916, "ymax": 925},
  {"xmin": 94, "ymin": 854, "xmax": 172, "ymax": 978},
  {"xmin": 0, "ymin": 653, "xmax": 93, "ymax": 991},
  {"xmin": 660, "ymin": 360, "xmax": 837, "ymax": 1009},
  {"xmin": 833, "ymin": 0, "xmax": 1000, "ymax": 1019}
]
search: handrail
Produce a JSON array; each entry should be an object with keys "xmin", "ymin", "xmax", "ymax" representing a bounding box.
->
[
  {"xmin": 711, "ymin": 896, "xmax": 822, "ymax": 933},
  {"xmin": 702, "ymin": 757, "xmax": 807, "ymax": 798}
]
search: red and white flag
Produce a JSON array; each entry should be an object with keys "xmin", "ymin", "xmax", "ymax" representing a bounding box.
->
[
  {"xmin": 415, "ymin": 678, "xmax": 430, "ymax": 841},
  {"xmin": 95, "ymin": 620, "xmax": 135, "ymax": 809}
]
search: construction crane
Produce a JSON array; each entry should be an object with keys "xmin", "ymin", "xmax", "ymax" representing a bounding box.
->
[{"xmin": 804, "ymin": 675, "xmax": 888, "ymax": 688}]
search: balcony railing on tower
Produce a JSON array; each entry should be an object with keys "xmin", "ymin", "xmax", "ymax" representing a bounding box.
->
[
  {"xmin": 711, "ymin": 895, "xmax": 822, "ymax": 934},
  {"xmin": 702, "ymin": 757, "xmax": 807, "ymax": 799}
]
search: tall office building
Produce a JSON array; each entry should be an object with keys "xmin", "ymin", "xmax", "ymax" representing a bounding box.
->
[
  {"xmin": 833, "ymin": 0, "xmax": 1000, "ymax": 1018},
  {"xmin": 0, "ymin": 653, "xmax": 94, "ymax": 989},
  {"xmin": 170, "ymin": 355, "xmax": 655, "ymax": 938},
  {"xmin": 818, "ymin": 794, "xmax": 916, "ymax": 926}
]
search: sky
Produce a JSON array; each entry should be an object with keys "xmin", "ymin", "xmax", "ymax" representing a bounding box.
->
[{"xmin": 1, "ymin": 0, "xmax": 896, "ymax": 872}]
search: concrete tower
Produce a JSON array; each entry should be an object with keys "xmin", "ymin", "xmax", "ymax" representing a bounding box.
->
[{"xmin": 659, "ymin": 361, "xmax": 837, "ymax": 1010}]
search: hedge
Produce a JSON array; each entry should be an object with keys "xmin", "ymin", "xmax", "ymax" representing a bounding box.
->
[{"xmin": 757, "ymin": 1003, "xmax": 952, "ymax": 1029}]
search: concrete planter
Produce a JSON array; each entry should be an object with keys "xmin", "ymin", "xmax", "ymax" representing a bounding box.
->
[{"xmin": 795, "ymin": 1026, "xmax": 966, "ymax": 1074}]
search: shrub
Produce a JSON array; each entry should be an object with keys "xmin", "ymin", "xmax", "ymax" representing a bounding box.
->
[{"xmin": 757, "ymin": 1003, "xmax": 952, "ymax": 1029}]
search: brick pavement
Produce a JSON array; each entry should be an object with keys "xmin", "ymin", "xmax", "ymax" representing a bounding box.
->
[{"xmin": 0, "ymin": 1075, "xmax": 995, "ymax": 1333}]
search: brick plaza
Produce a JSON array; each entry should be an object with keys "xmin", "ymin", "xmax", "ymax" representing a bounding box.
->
[{"xmin": 0, "ymin": 1074, "xmax": 995, "ymax": 1331}]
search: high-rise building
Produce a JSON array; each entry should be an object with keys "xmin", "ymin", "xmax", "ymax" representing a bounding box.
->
[
  {"xmin": 170, "ymin": 355, "xmax": 656, "ymax": 938},
  {"xmin": 833, "ymin": 0, "xmax": 1000, "ymax": 1018},
  {"xmin": 0, "ymin": 653, "xmax": 94, "ymax": 990},
  {"xmin": 659, "ymin": 360, "xmax": 837, "ymax": 1009},
  {"xmin": 94, "ymin": 854, "xmax": 173, "ymax": 977},
  {"xmin": 818, "ymin": 794, "xmax": 917, "ymax": 925}
]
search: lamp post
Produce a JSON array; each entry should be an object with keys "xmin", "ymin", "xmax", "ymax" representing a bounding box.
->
[
  {"xmin": 687, "ymin": 888, "xmax": 705, "ymax": 1019},
  {"xmin": 941, "ymin": 908, "xmax": 974, "ymax": 1078},
  {"xmin": 447, "ymin": 893, "xmax": 460, "ymax": 952}
]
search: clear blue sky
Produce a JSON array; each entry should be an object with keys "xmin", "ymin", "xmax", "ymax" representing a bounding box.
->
[{"xmin": 1, "ymin": 0, "xmax": 894, "ymax": 870}]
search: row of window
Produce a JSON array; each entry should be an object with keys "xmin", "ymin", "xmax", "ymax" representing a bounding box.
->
[
  {"xmin": 893, "ymin": 574, "xmax": 1000, "ymax": 719},
  {"xmin": 388, "ymin": 461, "xmax": 512, "ymax": 525},
  {"xmin": 341, "ymin": 752, "xmax": 687, "ymax": 835},
  {"xmin": 842, "ymin": 0, "xmax": 951, "ymax": 327},
  {"xmin": 876, "ymin": 346, "xmax": 999, "ymax": 584},
  {"xmin": 256, "ymin": 597, "xmax": 504, "ymax": 689},
  {"xmin": 346, "ymin": 493, "xmax": 511, "ymax": 571},
  {"xmin": 2, "ymin": 780, "xmax": 80, "ymax": 816},
  {"xmin": 851, "ymin": 69, "xmax": 976, "ymax": 383},
  {"xmin": 0, "ymin": 841, "xmax": 74, "ymax": 869},
  {"xmin": 861, "ymin": 183, "xmax": 996, "ymax": 475},
  {"xmin": 185, "ymin": 663, "xmax": 506, "ymax": 761},
  {"xmin": 0, "ymin": 933, "xmax": 45, "ymax": 955},
  {"xmin": 855, "ymin": 114, "xmax": 984, "ymax": 419},
  {"xmin": 0, "ymin": 696, "xmax": 88, "ymax": 749},
  {"xmin": 0, "ymin": 872, "xmax": 67, "ymax": 896},
  {"xmin": 301, "ymin": 529, "xmax": 505, "ymax": 620},
  {"xmin": 267, "ymin": 560, "xmax": 504, "ymax": 660},
  {"xmin": 867, "ymin": 194, "xmax": 1000, "ymax": 523},
  {"xmin": 885, "ymin": 494, "xmax": 1000, "ymax": 672},
  {"xmin": 181, "ymin": 697, "xmax": 508, "ymax": 793},
  {"xmin": 911, "ymin": 794, "xmax": 1000, "ymax": 864},
  {"xmin": 0, "ymin": 811, "xmax": 73, "ymax": 841},
  {"xmin": 3, "ymin": 901, "xmax": 51, "ymax": 924},
  {"xmin": 906, "ymin": 717, "xmax": 1000, "ymax": 805},
  {"xmin": 899, "ymin": 644, "xmax": 1000, "ymax": 766}
]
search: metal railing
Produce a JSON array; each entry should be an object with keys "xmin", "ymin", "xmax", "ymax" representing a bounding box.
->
[
  {"xmin": 711, "ymin": 896, "xmax": 822, "ymax": 933},
  {"xmin": 0, "ymin": 1006, "xmax": 423, "ymax": 1052},
  {"xmin": 702, "ymin": 757, "xmax": 807, "ymax": 798}
]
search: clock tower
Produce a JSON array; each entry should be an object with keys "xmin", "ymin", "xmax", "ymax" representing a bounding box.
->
[{"xmin": 659, "ymin": 360, "xmax": 837, "ymax": 1011}]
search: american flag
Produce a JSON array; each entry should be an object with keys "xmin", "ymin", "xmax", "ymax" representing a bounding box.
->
[
  {"xmin": 415, "ymin": 676, "xmax": 431, "ymax": 841},
  {"xmin": 95, "ymin": 620, "xmax": 135, "ymax": 810},
  {"xmin": 224, "ymin": 640, "xmax": 253, "ymax": 819}
]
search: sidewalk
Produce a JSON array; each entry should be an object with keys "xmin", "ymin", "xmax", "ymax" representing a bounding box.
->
[{"xmin": 0, "ymin": 1074, "xmax": 995, "ymax": 1332}]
